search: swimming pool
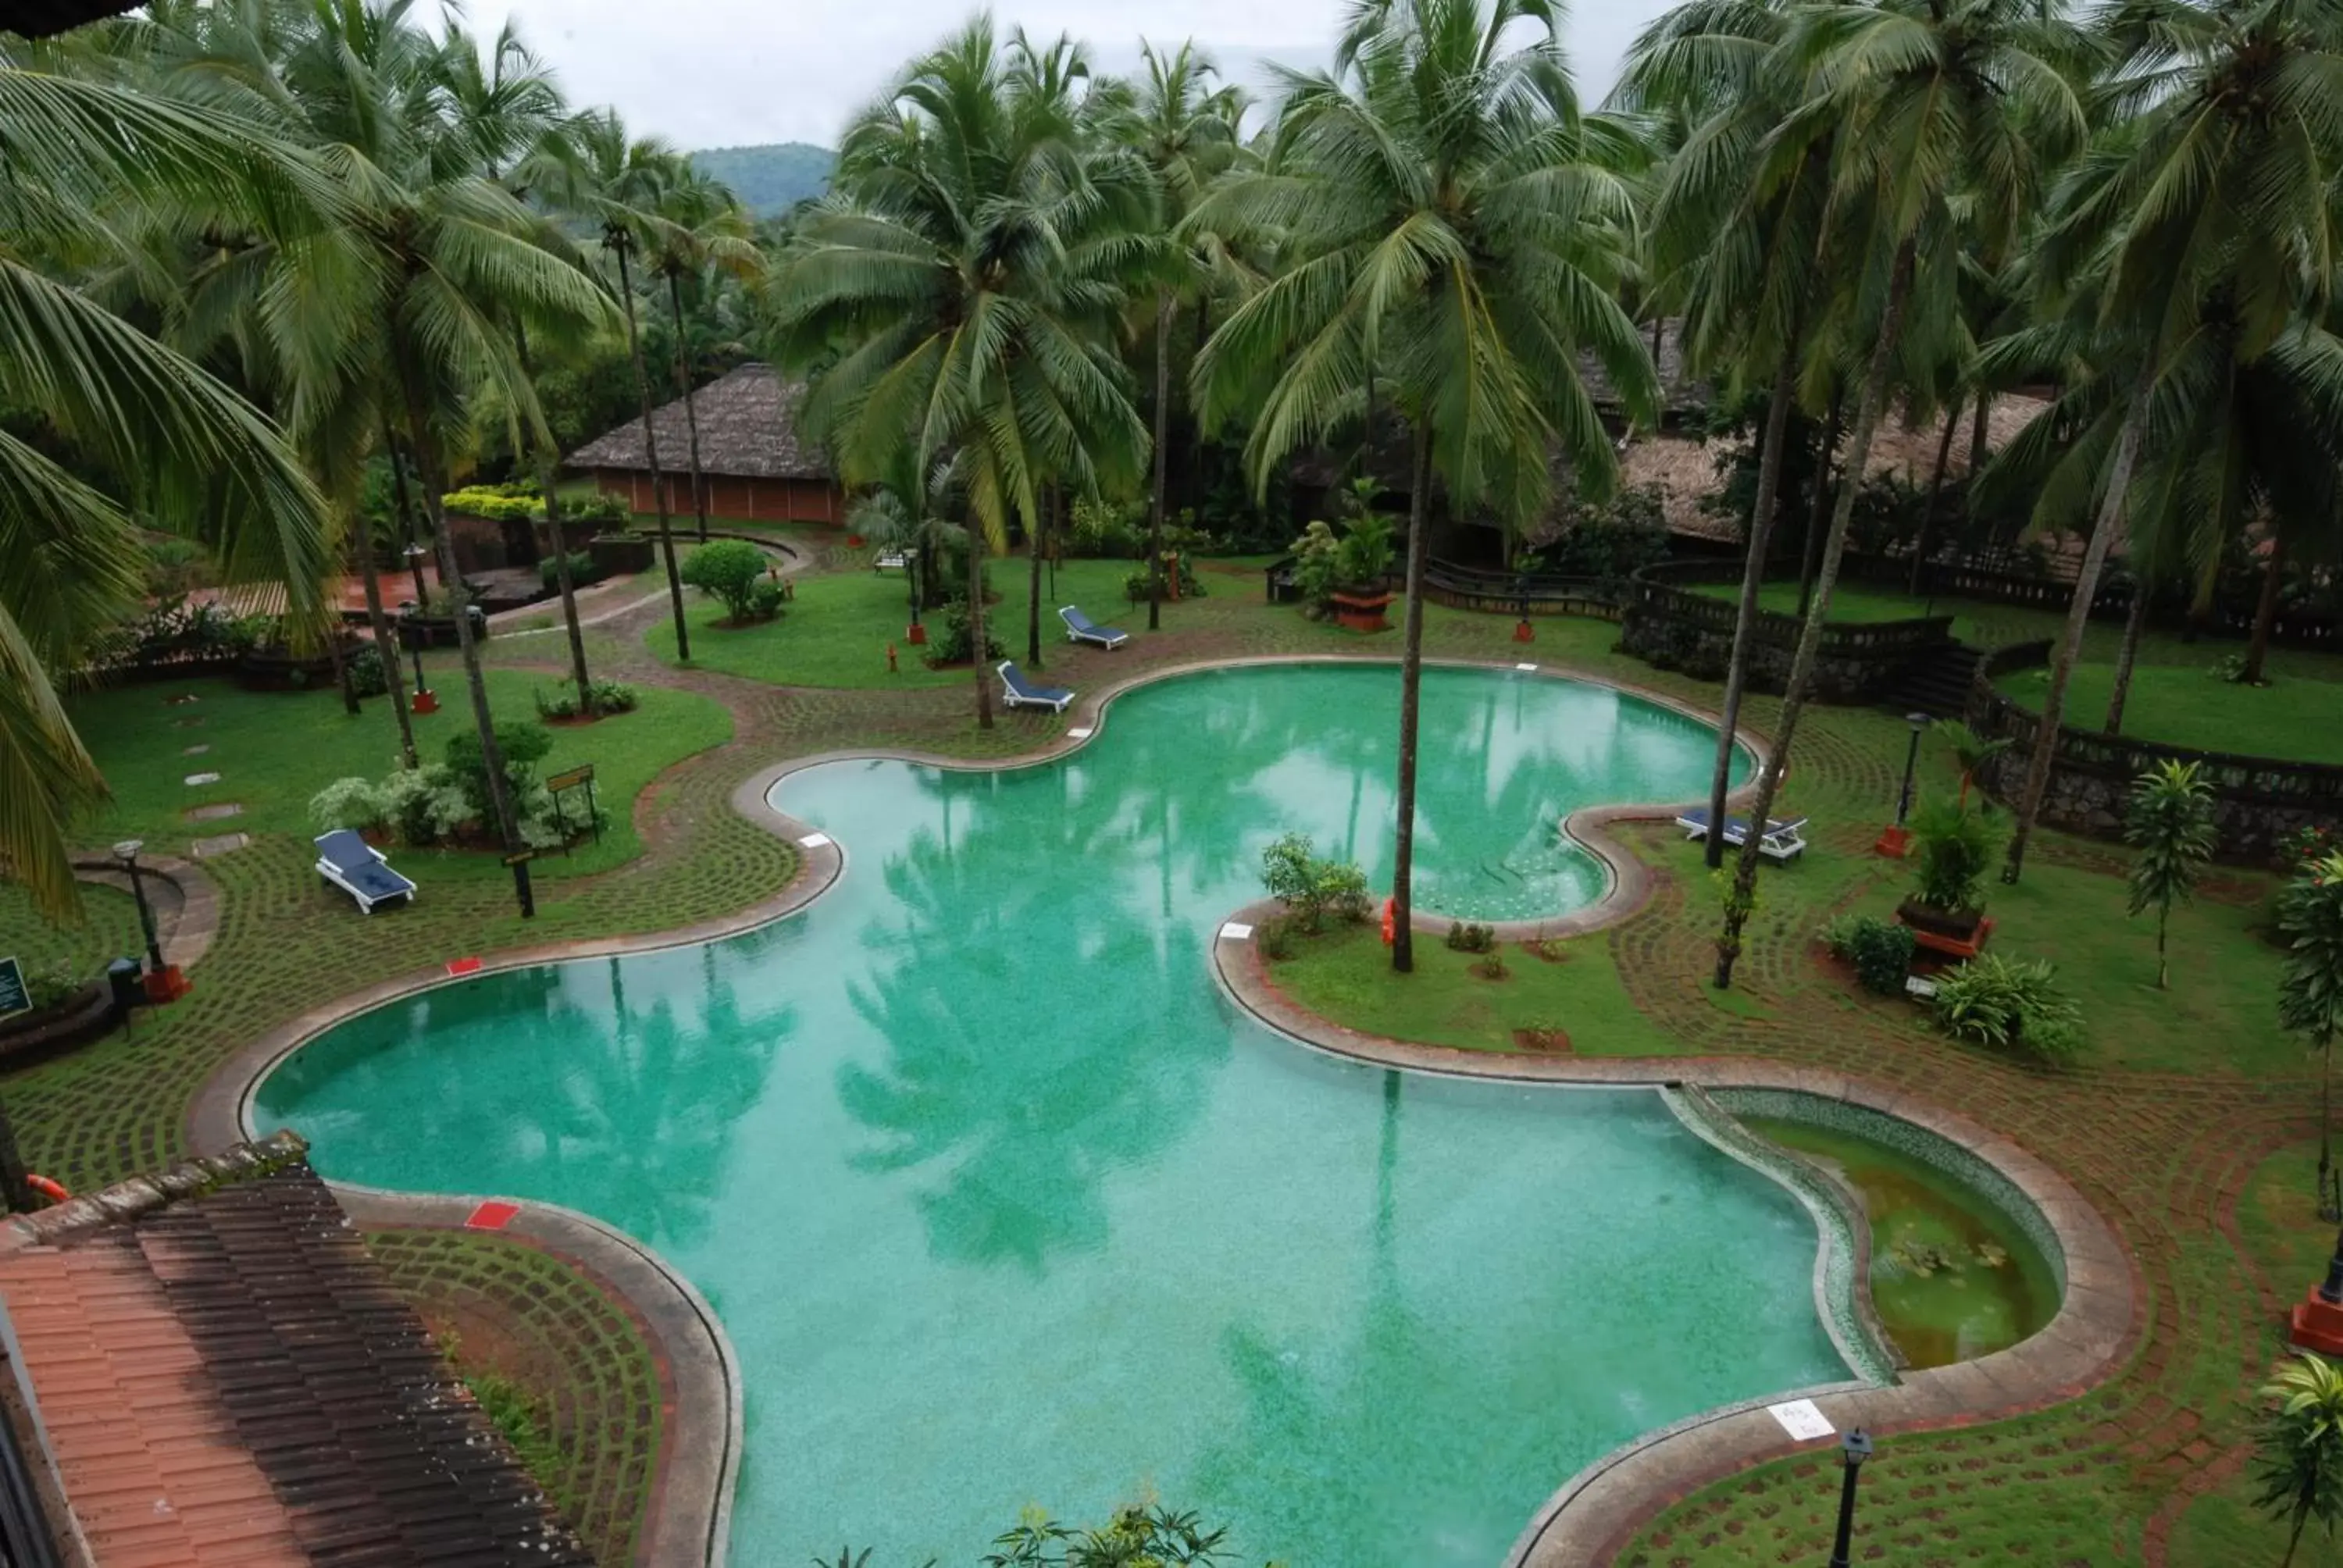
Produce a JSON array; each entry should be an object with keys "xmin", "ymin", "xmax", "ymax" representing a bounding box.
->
[{"xmin": 255, "ymin": 663, "xmax": 1847, "ymax": 1566}]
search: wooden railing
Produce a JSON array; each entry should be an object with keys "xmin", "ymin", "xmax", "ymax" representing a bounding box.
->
[{"xmin": 1421, "ymin": 560, "xmax": 1620, "ymax": 619}]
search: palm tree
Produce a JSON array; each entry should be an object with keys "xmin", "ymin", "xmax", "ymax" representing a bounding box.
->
[
  {"xmin": 644, "ymin": 167, "xmax": 762, "ymax": 544},
  {"xmin": 1999, "ymin": 0, "xmax": 2343, "ymax": 882},
  {"xmin": 0, "ymin": 57, "xmax": 336, "ymax": 917},
  {"xmin": 1618, "ymin": 0, "xmax": 1835, "ymax": 872},
  {"xmin": 1110, "ymin": 40, "xmax": 1245, "ymax": 634},
  {"xmin": 434, "ymin": 16, "xmax": 604, "ymax": 717},
  {"xmin": 768, "ymin": 19, "xmax": 1151, "ymax": 729},
  {"xmin": 1710, "ymin": 0, "xmax": 2091, "ymax": 983},
  {"xmin": 2254, "ymin": 1352, "xmax": 2343, "ymax": 1567},
  {"xmin": 534, "ymin": 109, "xmax": 695, "ymax": 661},
  {"xmin": 1193, "ymin": 0, "xmax": 1657, "ymax": 971}
]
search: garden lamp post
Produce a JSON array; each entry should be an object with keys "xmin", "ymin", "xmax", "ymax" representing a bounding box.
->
[
  {"xmin": 1874, "ymin": 714, "xmax": 1932, "ymax": 857},
  {"xmin": 1826, "ymin": 1427, "xmax": 1873, "ymax": 1568},
  {"xmin": 113, "ymin": 839, "xmax": 187, "ymax": 1002},
  {"xmin": 113, "ymin": 840, "xmax": 163, "ymax": 976}
]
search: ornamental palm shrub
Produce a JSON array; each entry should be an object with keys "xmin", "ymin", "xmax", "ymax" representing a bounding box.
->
[
  {"xmin": 2283, "ymin": 853, "xmax": 2343, "ymax": 1216},
  {"xmin": 2124, "ymin": 761, "xmax": 2218, "ymax": 989},
  {"xmin": 1909, "ymin": 799, "xmax": 2003, "ymax": 915},
  {"xmin": 2254, "ymin": 1352, "xmax": 2343, "ymax": 1567}
]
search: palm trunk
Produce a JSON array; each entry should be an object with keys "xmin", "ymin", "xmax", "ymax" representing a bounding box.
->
[
  {"xmin": 1026, "ymin": 510, "xmax": 1045, "ymax": 668},
  {"xmin": 971, "ymin": 528, "xmax": 993, "ymax": 730},
  {"xmin": 1795, "ymin": 398, "xmax": 1843, "ymax": 622},
  {"xmin": 1908, "ymin": 396, "xmax": 1963, "ymax": 595},
  {"xmin": 1967, "ymin": 389, "xmax": 1992, "ymax": 478},
  {"xmin": 2105, "ymin": 579, "xmax": 2150, "ymax": 734},
  {"xmin": 354, "ymin": 511, "xmax": 418, "ymax": 768},
  {"xmin": 517, "ymin": 323, "xmax": 597, "ymax": 718},
  {"xmin": 2156, "ymin": 907, "xmax": 2170, "ymax": 989},
  {"xmin": 326, "ymin": 618, "xmax": 359, "ymax": 715},
  {"xmin": 615, "ymin": 243, "xmax": 690, "ymax": 661},
  {"xmin": 383, "ymin": 422, "xmax": 430, "ymax": 608},
  {"xmin": 1704, "ymin": 322, "xmax": 1805, "ymax": 871},
  {"xmin": 2002, "ymin": 367, "xmax": 2152, "ymax": 885},
  {"xmin": 2322, "ymin": 1029, "xmax": 2336, "ymax": 1221},
  {"xmin": 1391, "ymin": 421, "xmax": 1433, "ymax": 975},
  {"xmin": 402, "ymin": 389, "xmax": 521, "ymax": 857},
  {"xmin": 665, "ymin": 273, "xmax": 713, "ymax": 544},
  {"xmin": 1717, "ymin": 241, "xmax": 1917, "ymax": 988},
  {"xmin": 2244, "ymin": 533, "xmax": 2287, "ymax": 686},
  {"xmin": 2283, "ymin": 1503, "xmax": 2306, "ymax": 1568},
  {"xmin": 1147, "ymin": 290, "xmax": 1172, "ymax": 633}
]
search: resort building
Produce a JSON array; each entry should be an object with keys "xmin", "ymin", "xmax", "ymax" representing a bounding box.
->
[{"xmin": 566, "ymin": 363, "xmax": 847, "ymax": 527}]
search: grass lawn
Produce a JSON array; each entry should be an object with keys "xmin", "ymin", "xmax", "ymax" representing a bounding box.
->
[
  {"xmin": 1995, "ymin": 659, "xmax": 2343, "ymax": 764},
  {"xmin": 0, "ymin": 882, "xmax": 144, "ymax": 981},
  {"xmin": 65, "ymin": 670, "xmax": 733, "ymax": 884},
  {"xmin": 643, "ymin": 556, "xmax": 1164, "ymax": 690},
  {"xmin": 1692, "ymin": 579, "xmax": 1952, "ymax": 625},
  {"xmin": 1266, "ymin": 918, "xmax": 1699, "ymax": 1056}
]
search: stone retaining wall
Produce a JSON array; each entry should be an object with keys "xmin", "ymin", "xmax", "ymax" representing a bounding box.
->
[{"xmin": 1621, "ymin": 561, "xmax": 1953, "ymax": 703}]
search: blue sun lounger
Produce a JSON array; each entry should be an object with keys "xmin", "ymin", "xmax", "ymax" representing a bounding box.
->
[
  {"xmin": 997, "ymin": 661, "xmax": 1075, "ymax": 715},
  {"xmin": 1672, "ymin": 807, "xmax": 1810, "ymax": 862},
  {"xmin": 1058, "ymin": 604, "xmax": 1129, "ymax": 650},
  {"xmin": 315, "ymin": 828, "xmax": 419, "ymax": 913}
]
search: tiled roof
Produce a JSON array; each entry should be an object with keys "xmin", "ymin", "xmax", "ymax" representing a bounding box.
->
[
  {"xmin": 565, "ymin": 362, "xmax": 832, "ymax": 481},
  {"xmin": 0, "ymin": 1134, "xmax": 593, "ymax": 1568}
]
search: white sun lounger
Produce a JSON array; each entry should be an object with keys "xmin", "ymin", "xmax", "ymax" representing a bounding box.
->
[
  {"xmin": 1058, "ymin": 604, "xmax": 1129, "ymax": 650},
  {"xmin": 316, "ymin": 829, "xmax": 418, "ymax": 913},
  {"xmin": 997, "ymin": 661, "xmax": 1075, "ymax": 714},
  {"xmin": 1673, "ymin": 807, "xmax": 1810, "ymax": 862}
]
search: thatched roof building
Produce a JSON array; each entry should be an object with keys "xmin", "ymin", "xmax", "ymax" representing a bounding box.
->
[{"xmin": 567, "ymin": 362, "xmax": 844, "ymax": 524}]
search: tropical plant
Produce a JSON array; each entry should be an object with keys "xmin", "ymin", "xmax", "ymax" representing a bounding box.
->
[
  {"xmin": 769, "ymin": 19, "xmax": 1152, "ymax": 729},
  {"xmin": 1930, "ymin": 953, "xmax": 2084, "ymax": 1065},
  {"xmin": 1192, "ymin": 0, "xmax": 1657, "ymax": 971},
  {"xmin": 2283, "ymin": 853, "xmax": 2343, "ymax": 1220},
  {"xmin": 1908, "ymin": 799, "xmax": 2003, "ymax": 915},
  {"xmin": 1332, "ymin": 510, "xmax": 1396, "ymax": 593},
  {"xmin": 533, "ymin": 678, "xmax": 637, "ymax": 720},
  {"xmin": 1260, "ymin": 832, "xmax": 1371, "ymax": 933},
  {"xmin": 985, "ymin": 1502, "xmax": 1234, "ymax": 1566},
  {"xmin": 0, "ymin": 59, "xmax": 338, "ymax": 917},
  {"xmin": 2124, "ymin": 761, "xmax": 2218, "ymax": 989},
  {"xmin": 2254, "ymin": 1353, "xmax": 2343, "ymax": 1567},
  {"xmin": 1934, "ymin": 718, "xmax": 2011, "ymax": 809},
  {"xmin": 1822, "ymin": 913, "xmax": 1917, "ymax": 996}
]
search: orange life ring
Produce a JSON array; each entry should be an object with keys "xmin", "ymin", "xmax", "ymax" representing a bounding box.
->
[
  {"xmin": 1380, "ymin": 896, "xmax": 1396, "ymax": 946},
  {"xmin": 25, "ymin": 1174, "xmax": 67, "ymax": 1204}
]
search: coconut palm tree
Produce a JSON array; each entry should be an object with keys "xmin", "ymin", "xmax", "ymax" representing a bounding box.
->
[
  {"xmin": 1997, "ymin": 0, "xmax": 2343, "ymax": 882},
  {"xmin": 532, "ymin": 109, "xmax": 695, "ymax": 660},
  {"xmin": 1108, "ymin": 40, "xmax": 1246, "ymax": 633},
  {"xmin": 767, "ymin": 18, "xmax": 1152, "ymax": 729},
  {"xmin": 0, "ymin": 54, "xmax": 337, "ymax": 918},
  {"xmin": 1618, "ymin": 0, "xmax": 1836, "ymax": 872},
  {"xmin": 434, "ymin": 16, "xmax": 605, "ymax": 716},
  {"xmin": 1191, "ymin": 0, "xmax": 1657, "ymax": 971},
  {"xmin": 1710, "ymin": 0, "xmax": 2092, "ymax": 983},
  {"xmin": 643, "ymin": 167, "xmax": 763, "ymax": 544}
]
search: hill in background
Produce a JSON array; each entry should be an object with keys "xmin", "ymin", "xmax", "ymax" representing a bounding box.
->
[{"xmin": 690, "ymin": 143, "xmax": 834, "ymax": 216}]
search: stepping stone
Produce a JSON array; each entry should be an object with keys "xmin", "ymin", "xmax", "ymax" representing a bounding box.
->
[
  {"xmin": 184, "ymin": 803, "xmax": 243, "ymax": 823},
  {"xmin": 184, "ymin": 772, "xmax": 221, "ymax": 786},
  {"xmin": 172, "ymin": 716, "xmax": 205, "ymax": 729},
  {"xmin": 189, "ymin": 832, "xmax": 251, "ymax": 859},
  {"xmin": 183, "ymin": 744, "xmax": 211, "ymax": 757},
  {"xmin": 164, "ymin": 693, "xmax": 201, "ymax": 706}
]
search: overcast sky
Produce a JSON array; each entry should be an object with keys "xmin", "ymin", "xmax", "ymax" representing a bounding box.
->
[{"xmin": 451, "ymin": 0, "xmax": 1677, "ymax": 151}]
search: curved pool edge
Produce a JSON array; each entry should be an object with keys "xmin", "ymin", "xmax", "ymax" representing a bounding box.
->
[
  {"xmin": 1204, "ymin": 911, "xmax": 2143, "ymax": 1568},
  {"xmin": 180, "ymin": 652, "xmax": 1779, "ymax": 1565}
]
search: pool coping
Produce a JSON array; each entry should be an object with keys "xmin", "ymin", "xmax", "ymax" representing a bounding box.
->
[
  {"xmin": 177, "ymin": 651, "xmax": 1981, "ymax": 1568},
  {"xmin": 1206, "ymin": 909, "xmax": 2144, "ymax": 1568}
]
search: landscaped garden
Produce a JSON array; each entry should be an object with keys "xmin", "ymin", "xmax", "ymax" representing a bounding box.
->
[{"xmin": 15, "ymin": 0, "xmax": 2343, "ymax": 1562}]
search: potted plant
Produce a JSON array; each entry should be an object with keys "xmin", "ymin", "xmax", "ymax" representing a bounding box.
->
[
  {"xmin": 1895, "ymin": 797, "xmax": 2003, "ymax": 957},
  {"xmin": 1328, "ymin": 509, "xmax": 1397, "ymax": 632}
]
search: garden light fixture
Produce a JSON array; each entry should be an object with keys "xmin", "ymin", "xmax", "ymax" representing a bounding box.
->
[{"xmin": 1827, "ymin": 1427, "xmax": 1873, "ymax": 1568}]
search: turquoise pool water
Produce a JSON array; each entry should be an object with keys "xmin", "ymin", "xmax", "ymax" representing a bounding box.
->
[{"xmin": 256, "ymin": 664, "xmax": 1835, "ymax": 1566}]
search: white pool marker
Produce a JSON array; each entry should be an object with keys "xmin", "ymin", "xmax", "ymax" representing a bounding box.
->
[
  {"xmin": 1068, "ymin": 726, "xmax": 1093, "ymax": 740},
  {"xmin": 184, "ymin": 772, "xmax": 221, "ymax": 786},
  {"xmin": 1514, "ymin": 661, "xmax": 1539, "ymax": 672},
  {"xmin": 1218, "ymin": 921, "xmax": 1254, "ymax": 941},
  {"xmin": 799, "ymin": 832, "xmax": 832, "ymax": 850},
  {"xmin": 1767, "ymin": 1399, "xmax": 1836, "ymax": 1441}
]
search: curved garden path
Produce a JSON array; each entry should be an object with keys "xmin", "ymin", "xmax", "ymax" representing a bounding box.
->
[{"xmin": 14, "ymin": 558, "xmax": 2321, "ymax": 1566}]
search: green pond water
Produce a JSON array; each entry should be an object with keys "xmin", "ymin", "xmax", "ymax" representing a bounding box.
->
[
  {"xmin": 255, "ymin": 665, "xmax": 1849, "ymax": 1566},
  {"xmin": 1746, "ymin": 1119, "xmax": 2059, "ymax": 1368}
]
